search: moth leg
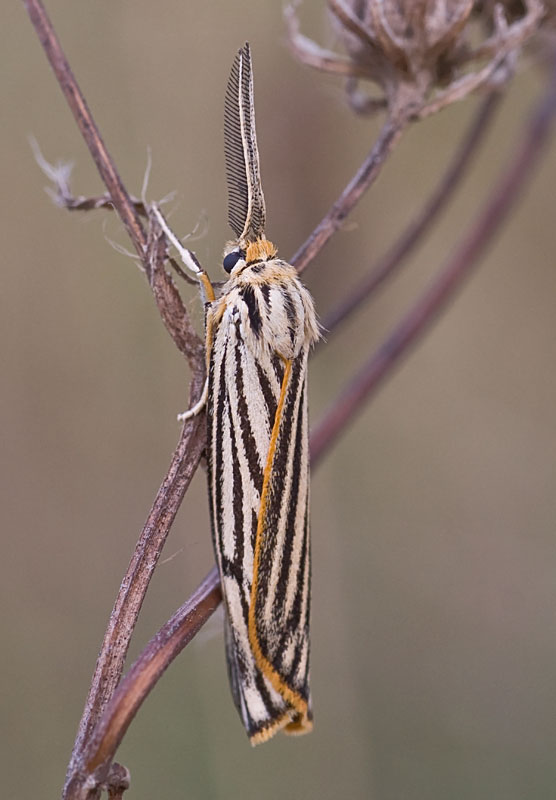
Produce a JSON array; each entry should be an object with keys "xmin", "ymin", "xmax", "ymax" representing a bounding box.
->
[
  {"xmin": 151, "ymin": 205, "xmax": 215, "ymax": 303},
  {"xmin": 177, "ymin": 377, "xmax": 208, "ymax": 422},
  {"xmin": 152, "ymin": 204, "xmax": 214, "ymax": 420}
]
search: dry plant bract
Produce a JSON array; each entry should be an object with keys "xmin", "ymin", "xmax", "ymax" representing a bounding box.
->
[{"xmin": 286, "ymin": 0, "xmax": 544, "ymax": 119}]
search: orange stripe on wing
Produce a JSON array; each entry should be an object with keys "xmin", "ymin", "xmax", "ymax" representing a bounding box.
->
[{"xmin": 247, "ymin": 356, "xmax": 309, "ymax": 738}]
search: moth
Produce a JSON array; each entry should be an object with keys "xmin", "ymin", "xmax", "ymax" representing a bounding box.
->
[{"xmin": 154, "ymin": 43, "xmax": 319, "ymax": 744}]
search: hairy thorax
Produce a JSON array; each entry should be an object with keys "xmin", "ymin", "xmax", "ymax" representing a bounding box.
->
[{"xmin": 211, "ymin": 248, "xmax": 320, "ymax": 361}]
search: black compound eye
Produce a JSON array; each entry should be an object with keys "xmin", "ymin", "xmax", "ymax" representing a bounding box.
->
[{"xmin": 223, "ymin": 249, "xmax": 245, "ymax": 274}]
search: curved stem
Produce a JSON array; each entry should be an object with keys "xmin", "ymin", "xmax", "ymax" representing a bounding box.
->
[
  {"xmin": 23, "ymin": 0, "xmax": 147, "ymax": 259},
  {"xmin": 64, "ymin": 403, "xmax": 207, "ymax": 796},
  {"xmin": 60, "ymin": 193, "xmax": 148, "ymax": 216},
  {"xmin": 310, "ymin": 66, "xmax": 556, "ymax": 461},
  {"xmin": 321, "ymin": 91, "xmax": 502, "ymax": 337},
  {"xmin": 76, "ymin": 569, "xmax": 222, "ymax": 781},
  {"xmin": 291, "ymin": 117, "xmax": 407, "ymax": 272}
]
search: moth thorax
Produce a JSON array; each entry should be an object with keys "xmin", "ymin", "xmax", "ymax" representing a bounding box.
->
[{"xmin": 246, "ymin": 239, "xmax": 277, "ymax": 263}]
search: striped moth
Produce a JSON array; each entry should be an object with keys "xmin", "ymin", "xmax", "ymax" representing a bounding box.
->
[{"xmin": 155, "ymin": 43, "xmax": 319, "ymax": 744}]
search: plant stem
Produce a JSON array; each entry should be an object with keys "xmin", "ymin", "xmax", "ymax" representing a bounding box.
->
[
  {"xmin": 310, "ymin": 67, "xmax": 556, "ymax": 462},
  {"xmin": 291, "ymin": 118, "xmax": 406, "ymax": 272},
  {"xmin": 321, "ymin": 91, "xmax": 501, "ymax": 337},
  {"xmin": 23, "ymin": 0, "xmax": 147, "ymax": 258}
]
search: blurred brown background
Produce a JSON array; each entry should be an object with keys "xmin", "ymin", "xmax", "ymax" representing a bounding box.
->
[{"xmin": 4, "ymin": 2, "xmax": 556, "ymax": 799}]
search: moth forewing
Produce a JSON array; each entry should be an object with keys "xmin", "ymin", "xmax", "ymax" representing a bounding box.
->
[{"xmin": 207, "ymin": 248, "xmax": 319, "ymax": 743}]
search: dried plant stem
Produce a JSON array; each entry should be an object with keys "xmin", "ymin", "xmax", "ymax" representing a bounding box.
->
[
  {"xmin": 87, "ymin": 567, "xmax": 221, "ymax": 772},
  {"xmin": 23, "ymin": 0, "xmax": 147, "ymax": 258},
  {"xmin": 321, "ymin": 91, "xmax": 502, "ymax": 337},
  {"xmin": 59, "ymin": 193, "xmax": 147, "ymax": 216},
  {"xmin": 310, "ymin": 66, "xmax": 556, "ymax": 462},
  {"xmin": 64, "ymin": 402, "xmax": 206, "ymax": 795},
  {"xmin": 64, "ymin": 569, "xmax": 222, "ymax": 799},
  {"xmin": 291, "ymin": 117, "xmax": 407, "ymax": 272}
]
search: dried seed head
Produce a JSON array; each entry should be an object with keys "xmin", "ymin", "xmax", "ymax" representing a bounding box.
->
[
  {"xmin": 368, "ymin": 0, "xmax": 473, "ymax": 74},
  {"xmin": 286, "ymin": 0, "xmax": 545, "ymax": 121}
]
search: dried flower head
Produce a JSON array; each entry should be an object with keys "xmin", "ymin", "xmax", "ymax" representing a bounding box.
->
[{"xmin": 285, "ymin": 0, "xmax": 544, "ymax": 120}]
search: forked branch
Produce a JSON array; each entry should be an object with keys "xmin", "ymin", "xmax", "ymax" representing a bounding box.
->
[
  {"xmin": 320, "ymin": 90, "xmax": 502, "ymax": 337},
  {"xmin": 311, "ymin": 63, "xmax": 556, "ymax": 460},
  {"xmin": 64, "ymin": 569, "xmax": 222, "ymax": 799},
  {"xmin": 291, "ymin": 117, "xmax": 407, "ymax": 272},
  {"xmin": 22, "ymin": 0, "xmax": 146, "ymax": 257}
]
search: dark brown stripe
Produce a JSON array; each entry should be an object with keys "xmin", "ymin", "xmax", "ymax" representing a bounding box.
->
[
  {"xmin": 271, "ymin": 353, "xmax": 285, "ymax": 383},
  {"xmin": 229, "ymin": 401, "xmax": 244, "ymax": 569},
  {"xmin": 240, "ymin": 284, "xmax": 262, "ymax": 338},
  {"xmin": 275, "ymin": 377, "xmax": 306, "ymax": 622},
  {"xmin": 259, "ymin": 282, "xmax": 271, "ymax": 309},
  {"xmin": 256, "ymin": 361, "xmax": 278, "ymax": 432},
  {"xmin": 289, "ymin": 501, "xmax": 310, "ymax": 634},
  {"xmin": 282, "ymin": 286, "xmax": 299, "ymax": 345},
  {"xmin": 255, "ymin": 355, "xmax": 303, "ymax": 637},
  {"xmin": 212, "ymin": 339, "xmax": 228, "ymax": 554},
  {"xmin": 234, "ymin": 326, "xmax": 264, "ymax": 488},
  {"xmin": 220, "ymin": 554, "xmax": 250, "ymax": 626},
  {"xmin": 288, "ymin": 629, "xmax": 310, "ymax": 698},
  {"xmin": 206, "ymin": 357, "xmax": 217, "ymax": 551},
  {"xmin": 246, "ymin": 669, "xmax": 284, "ymax": 737}
]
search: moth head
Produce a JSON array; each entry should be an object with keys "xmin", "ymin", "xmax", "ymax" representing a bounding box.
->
[
  {"xmin": 222, "ymin": 238, "xmax": 278, "ymax": 275},
  {"xmin": 222, "ymin": 243, "xmax": 246, "ymax": 274},
  {"xmin": 245, "ymin": 238, "xmax": 277, "ymax": 264}
]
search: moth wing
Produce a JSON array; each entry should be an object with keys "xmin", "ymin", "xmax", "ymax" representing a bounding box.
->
[
  {"xmin": 208, "ymin": 303, "xmax": 304, "ymax": 742},
  {"xmin": 250, "ymin": 349, "xmax": 313, "ymax": 731}
]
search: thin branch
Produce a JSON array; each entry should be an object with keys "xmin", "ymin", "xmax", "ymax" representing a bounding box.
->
[
  {"xmin": 31, "ymin": 142, "xmax": 205, "ymax": 365},
  {"xmin": 327, "ymin": 0, "xmax": 377, "ymax": 48},
  {"xmin": 284, "ymin": 1, "xmax": 369, "ymax": 77},
  {"xmin": 23, "ymin": 0, "xmax": 147, "ymax": 257},
  {"xmin": 64, "ymin": 569, "xmax": 222, "ymax": 800},
  {"xmin": 147, "ymin": 223, "xmax": 206, "ymax": 373},
  {"xmin": 64, "ymin": 401, "xmax": 207, "ymax": 797},
  {"xmin": 90, "ymin": 567, "xmax": 221, "ymax": 772},
  {"xmin": 310, "ymin": 63, "xmax": 556, "ymax": 462},
  {"xmin": 58, "ymin": 192, "xmax": 147, "ymax": 216},
  {"xmin": 321, "ymin": 90, "xmax": 502, "ymax": 337},
  {"xmin": 291, "ymin": 117, "xmax": 407, "ymax": 272}
]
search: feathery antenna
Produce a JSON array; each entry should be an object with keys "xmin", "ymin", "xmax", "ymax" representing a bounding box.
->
[{"xmin": 224, "ymin": 43, "xmax": 266, "ymax": 243}]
